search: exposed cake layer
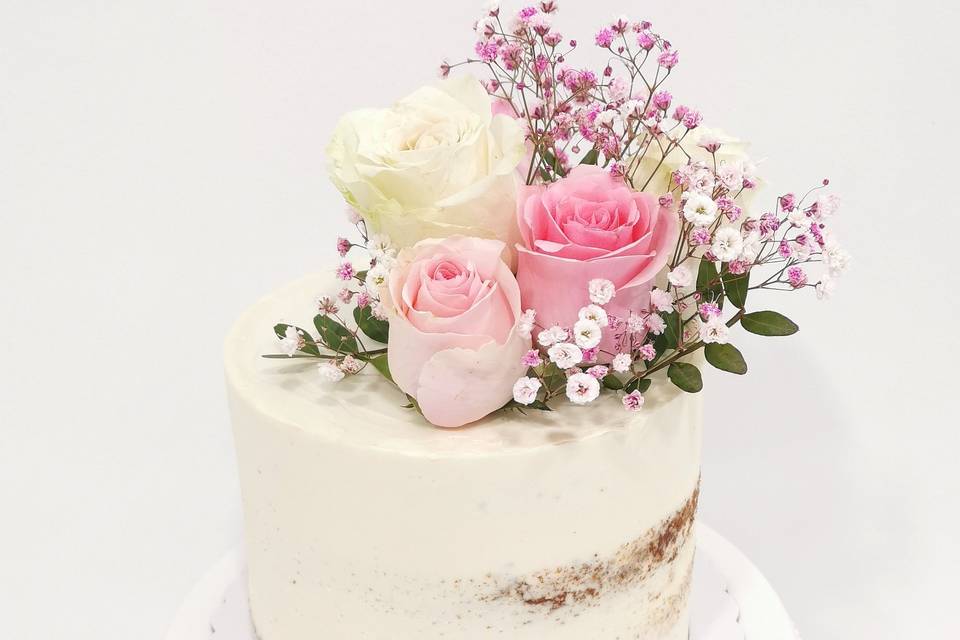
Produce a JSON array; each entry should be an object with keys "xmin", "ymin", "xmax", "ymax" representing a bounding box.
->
[{"xmin": 225, "ymin": 274, "xmax": 703, "ymax": 639}]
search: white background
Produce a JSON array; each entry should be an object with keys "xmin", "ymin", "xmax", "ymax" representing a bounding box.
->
[{"xmin": 2, "ymin": 1, "xmax": 958, "ymax": 638}]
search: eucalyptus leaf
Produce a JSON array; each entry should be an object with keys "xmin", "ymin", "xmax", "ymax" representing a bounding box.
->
[
  {"xmin": 580, "ymin": 148, "xmax": 599, "ymax": 165},
  {"xmin": 602, "ymin": 374, "xmax": 624, "ymax": 390},
  {"xmin": 667, "ymin": 362, "xmax": 703, "ymax": 393},
  {"xmin": 368, "ymin": 354, "xmax": 393, "ymax": 382},
  {"xmin": 697, "ymin": 259, "xmax": 722, "ymax": 298},
  {"xmin": 722, "ymin": 269, "xmax": 749, "ymax": 309},
  {"xmin": 662, "ymin": 311, "xmax": 682, "ymax": 351},
  {"xmin": 625, "ymin": 377, "xmax": 652, "ymax": 394},
  {"xmin": 741, "ymin": 311, "xmax": 799, "ymax": 336},
  {"xmin": 353, "ymin": 306, "xmax": 389, "ymax": 344},
  {"xmin": 314, "ymin": 315, "xmax": 359, "ymax": 353},
  {"xmin": 704, "ymin": 343, "xmax": 748, "ymax": 375}
]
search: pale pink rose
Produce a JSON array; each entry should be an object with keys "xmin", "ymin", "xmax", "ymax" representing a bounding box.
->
[
  {"xmin": 385, "ymin": 236, "xmax": 531, "ymax": 428},
  {"xmin": 516, "ymin": 166, "xmax": 679, "ymax": 352}
]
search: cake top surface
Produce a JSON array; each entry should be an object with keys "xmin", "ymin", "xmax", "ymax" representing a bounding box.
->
[{"xmin": 225, "ymin": 274, "xmax": 693, "ymax": 458}]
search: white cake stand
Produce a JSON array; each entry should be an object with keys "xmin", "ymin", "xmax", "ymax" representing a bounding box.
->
[{"xmin": 166, "ymin": 524, "xmax": 800, "ymax": 640}]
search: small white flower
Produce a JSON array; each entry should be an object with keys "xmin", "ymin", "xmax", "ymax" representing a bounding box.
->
[
  {"xmin": 595, "ymin": 109, "xmax": 617, "ymax": 128},
  {"xmin": 740, "ymin": 231, "xmax": 762, "ymax": 263},
  {"xmin": 699, "ymin": 316, "xmax": 729, "ymax": 344},
  {"xmin": 667, "ymin": 264, "xmax": 693, "ymax": 289},
  {"xmin": 649, "ymin": 288, "xmax": 674, "ymax": 313},
  {"xmin": 345, "ymin": 206, "xmax": 363, "ymax": 225},
  {"xmin": 566, "ymin": 372, "xmax": 601, "ymax": 405},
  {"xmin": 627, "ymin": 313, "xmax": 647, "ymax": 334},
  {"xmin": 816, "ymin": 274, "xmax": 837, "ymax": 299},
  {"xmin": 277, "ymin": 326, "xmax": 303, "ymax": 356},
  {"xmin": 537, "ymin": 325, "xmax": 568, "ymax": 347},
  {"xmin": 683, "ymin": 192, "xmax": 719, "ymax": 226},
  {"xmin": 712, "ymin": 226, "xmax": 745, "ymax": 262},
  {"xmin": 588, "ymin": 278, "xmax": 616, "ymax": 305},
  {"xmin": 578, "ymin": 304, "xmax": 609, "ymax": 327},
  {"xmin": 371, "ymin": 301, "xmax": 389, "ymax": 321},
  {"xmin": 365, "ymin": 263, "xmax": 390, "ymax": 288},
  {"xmin": 645, "ymin": 313, "xmax": 666, "ymax": 335},
  {"xmin": 548, "ymin": 342, "xmax": 583, "ymax": 369},
  {"xmin": 792, "ymin": 239, "xmax": 813, "ymax": 261},
  {"xmin": 620, "ymin": 99, "xmax": 642, "ymax": 119},
  {"xmin": 716, "ymin": 162, "xmax": 744, "ymax": 191},
  {"xmin": 817, "ymin": 194, "xmax": 841, "ymax": 218},
  {"xmin": 318, "ymin": 361, "xmax": 346, "ymax": 382},
  {"xmin": 573, "ymin": 319, "xmax": 602, "ymax": 349},
  {"xmin": 517, "ymin": 309, "xmax": 537, "ymax": 339},
  {"xmin": 612, "ymin": 353, "xmax": 632, "ymax": 373},
  {"xmin": 787, "ymin": 207, "xmax": 808, "ymax": 227},
  {"xmin": 339, "ymin": 355, "xmax": 363, "ymax": 375},
  {"xmin": 823, "ymin": 240, "xmax": 850, "ymax": 276},
  {"xmin": 366, "ymin": 234, "xmax": 394, "ymax": 260},
  {"xmin": 512, "ymin": 376, "xmax": 542, "ymax": 405}
]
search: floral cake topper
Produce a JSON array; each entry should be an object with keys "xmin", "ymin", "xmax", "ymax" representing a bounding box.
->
[{"xmin": 266, "ymin": 1, "xmax": 850, "ymax": 428}]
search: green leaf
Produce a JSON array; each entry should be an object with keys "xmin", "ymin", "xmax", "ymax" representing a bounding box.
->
[
  {"xmin": 273, "ymin": 323, "xmax": 320, "ymax": 356},
  {"xmin": 580, "ymin": 148, "xmax": 599, "ymax": 165},
  {"xmin": 667, "ymin": 362, "xmax": 703, "ymax": 393},
  {"xmin": 662, "ymin": 311, "xmax": 682, "ymax": 351},
  {"xmin": 528, "ymin": 399, "xmax": 553, "ymax": 411},
  {"xmin": 354, "ymin": 270, "xmax": 368, "ymax": 283},
  {"xmin": 625, "ymin": 377, "xmax": 652, "ymax": 394},
  {"xmin": 704, "ymin": 343, "xmax": 748, "ymax": 375},
  {"xmin": 314, "ymin": 315, "xmax": 359, "ymax": 353},
  {"xmin": 368, "ymin": 354, "xmax": 393, "ymax": 382},
  {"xmin": 697, "ymin": 259, "xmax": 724, "ymax": 301},
  {"xmin": 722, "ymin": 269, "xmax": 749, "ymax": 309},
  {"xmin": 602, "ymin": 374, "xmax": 624, "ymax": 390},
  {"xmin": 353, "ymin": 305, "xmax": 389, "ymax": 344},
  {"xmin": 741, "ymin": 311, "xmax": 799, "ymax": 336},
  {"xmin": 541, "ymin": 148, "xmax": 567, "ymax": 178}
]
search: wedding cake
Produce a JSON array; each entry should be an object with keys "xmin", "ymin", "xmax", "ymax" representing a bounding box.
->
[
  {"xmin": 226, "ymin": 274, "xmax": 702, "ymax": 639},
  {"xmin": 221, "ymin": 2, "xmax": 847, "ymax": 638}
]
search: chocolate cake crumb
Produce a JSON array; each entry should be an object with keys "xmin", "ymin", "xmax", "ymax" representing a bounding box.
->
[{"xmin": 482, "ymin": 481, "xmax": 700, "ymax": 613}]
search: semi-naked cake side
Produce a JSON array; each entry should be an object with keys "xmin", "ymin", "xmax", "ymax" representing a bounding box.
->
[{"xmin": 225, "ymin": 274, "xmax": 703, "ymax": 640}]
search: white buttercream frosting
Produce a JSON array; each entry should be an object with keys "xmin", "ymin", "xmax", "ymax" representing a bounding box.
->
[{"xmin": 225, "ymin": 274, "xmax": 703, "ymax": 639}]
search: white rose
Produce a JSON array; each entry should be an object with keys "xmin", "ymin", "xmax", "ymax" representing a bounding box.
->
[{"xmin": 327, "ymin": 76, "xmax": 526, "ymax": 256}]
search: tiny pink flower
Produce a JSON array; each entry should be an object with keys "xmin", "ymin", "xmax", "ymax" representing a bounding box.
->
[
  {"xmin": 659, "ymin": 193, "xmax": 675, "ymax": 207},
  {"xmin": 623, "ymin": 390, "xmax": 645, "ymax": 411},
  {"xmin": 587, "ymin": 365, "xmax": 609, "ymax": 379},
  {"xmin": 336, "ymin": 262, "xmax": 355, "ymax": 281},
  {"xmin": 778, "ymin": 240, "xmax": 794, "ymax": 259},
  {"xmin": 658, "ymin": 49, "xmax": 679, "ymax": 69},
  {"xmin": 581, "ymin": 346, "xmax": 599, "ymax": 363},
  {"xmin": 317, "ymin": 296, "xmax": 340, "ymax": 316},
  {"xmin": 699, "ymin": 302, "xmax": 722, "ymax": 319},
  {"xmin": 638, "ymin": 343, "xmax": 657, "ymax": 361},
  {"xmin": 521, "ymin": 349, "xmax": 544, "ymax": 367},
  {"xmin": 690, "ymin": 227, "xmax": 712, "ymax": 246},
  {"xmin": 595, "ymin": 28, "xmax": 615, "ymax": 48},
  {"xmin": 787, "ymin": 266, "xmax": 808, "ymax": 289},
  {"xmin": 336, "ymin": 237, "xmax": 351, "ymax": 257},
  {"xmin": 355, "ymin": 291, "xmax": 370, "ymax": 309},
  {"xmin": 337, "ymin": 287, "xmax": 354, "ymax": 304},
  {"xmin": 637, "ymin": 31, "xmax": 656, "ymax": 50},
  {"xmin": 727, "ymin": 259, "xmax": 749, "ymax": 275},
  {"xmin": 652, "ymin": 90, "xmax": 672, "ymax": 110}
]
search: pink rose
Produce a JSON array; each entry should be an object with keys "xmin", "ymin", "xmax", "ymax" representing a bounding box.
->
[
  {"xmin": 386, "ymin": 236, "xmax": 530, "ymax": 428},
  {"xmin": 516, "ymin": 166, "xmax": 678, "ymax": 350}
]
